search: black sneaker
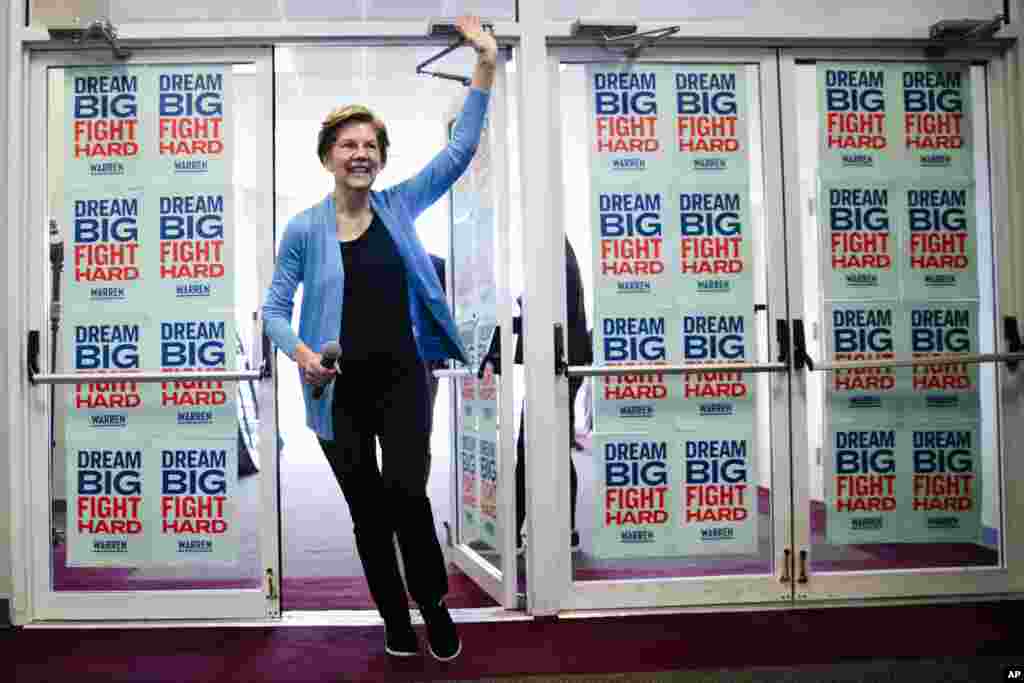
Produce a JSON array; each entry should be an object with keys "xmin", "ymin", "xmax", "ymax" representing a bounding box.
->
[
  {"xmin": 421, "ymin": 599, "xmax": 461, "ymax": 662},
  {"xmin": 384, "ymin": 621, "xmax": 419, "ymax": 657}
]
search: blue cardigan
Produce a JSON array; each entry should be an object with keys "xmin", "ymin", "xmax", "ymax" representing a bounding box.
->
[{"xmin": 262, "ymin": 88, "xmax": 490, "ymax": 439}]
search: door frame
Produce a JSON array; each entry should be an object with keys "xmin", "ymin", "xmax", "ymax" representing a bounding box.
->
[
  {"xmin": 445, "ymin": 49, "xmax": 521, "ymax": 609},
  {"xmin": 535, "ymin": 46, "xmax": 795, "ymax": 612},
  {"xmin": 19, "ymin": 45, "xmax": 279, "ymax": 623},
  {"xmin": 779, "ymin": 45, "xmax": 1024, "ymax": 602}
]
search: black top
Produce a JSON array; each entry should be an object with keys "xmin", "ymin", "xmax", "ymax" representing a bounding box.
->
[{"xmin": 339, "ymin": 214, "xmax": 418, "ymax": 363}]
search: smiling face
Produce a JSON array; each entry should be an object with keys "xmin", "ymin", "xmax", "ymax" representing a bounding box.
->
[{"xmin": 324, "ymin": 120, "xmax": 385, "ymax": 192}]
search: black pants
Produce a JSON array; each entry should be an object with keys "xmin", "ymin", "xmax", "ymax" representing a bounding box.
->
[
  {"xmin": 515, "ymin": 376, "xmax": 583, "ymax": 536},
  {"xmin": 318, "ymin": 358, "xmax": 448, "ymax": 624}
]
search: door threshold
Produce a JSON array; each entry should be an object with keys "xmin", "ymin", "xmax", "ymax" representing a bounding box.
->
[
  {"xmin": 23, "ymin": 606, "xmax": 530, "ymax": 629},
  {"xmin": 557, "ymin": 593, "xmax": 1024, "ymax": 620}
]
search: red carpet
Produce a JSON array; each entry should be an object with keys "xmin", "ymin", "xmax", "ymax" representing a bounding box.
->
[
  {"xmin": 51, "ymin": 543, "xmax": 498, "ymax": 610},
  {"xmin": 6, "ymin": 601, "xmax": 1018, "ymax": 682},
  {"xmin": 281, "ymin": 572, "xmax": 499, "ymax": 611}
]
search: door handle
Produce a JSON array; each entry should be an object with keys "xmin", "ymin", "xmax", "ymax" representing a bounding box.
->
[
  {"xmin": 776, "ymin": 319, "xmax": 790, "ymax": 365},
  {"xmin": 30, "ymin": 370, "xmax": 263, "ymax": 385},
  {"xmin": 1004, "ymin": 316, "xmax": 1022, "ymax": 372},
  {"xmin": 260, "ymin": 331, "xmax": 273, "ymax": 379},
  {"xmin": 805, "ymin": 353, "xmax": 1024, "ymax": 372},
  {"xmin": 792, "ymin": 319, "xmax": 815, "ymax": 371},
  {"xmin": 27, "ymin": 330, "xmax": 41, "ymax": 384},
  {"xmin": 566, "ymin": 362, "xmax": 788, "ymax": 378},
  {"xmin": 554, "ymin": 323, "xmax": 568, "ymax": 377}
]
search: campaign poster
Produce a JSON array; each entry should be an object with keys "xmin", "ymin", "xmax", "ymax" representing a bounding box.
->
[
  {"xmin": 64, "ymin": 314, "xmax": 148, "ymax": 437},
  {"xmin": 901, "ymin": 184, "xmax": 977, "ymax": 300},
  {"xmin": 457, "ymin": 318, "xmax": 478, "ymax": 428},
  {"xmin": 150, "ymin": 65, "xmax": 231, "ymax": 182},
  {"xmin": 65, "ymin": 66, "xmax": 142, "ymax": 187},
  {"xmin": 450, "ymin": 110, "xmax": 495, "ymax": 315},
  {"xmin": 477, "ymin": 426, "xmax": 499, "ymax": 550},
  {"xmin": 671, "ymin": 65, "xmax": 750, "ymax": 184},
  {"xmin": 587, "ymin": 65, "xmax": 666, "ymax": 177},
  {"xmin": 676, "ymin": 185, "xmax": 754, "ymax": 303},
  {"xmin": 591, "ymin": 184, "xmax": 676, "ymax": 303},
  {"xmin": 592, "ymin": 307, "xmax": 680, "ymax": 431},
  {"xmin": 907, "ymin": 424, "xmax": 981, "ymax": 543},
  {"xmin": 451, "ymin": 217, "xmax": 481, "ymax": 321},
  {"xmin": 450, "ymin": 199, "xmax": 496, "ymax": 316},
  {"xmin": 818, "ymin": 63, "xmax": 895, "ymax": 180},
  {"xmin": 61, "ymin": 63, "xmax": 238, "ymax": 568},
  {"xmin": 151, "ymin": 438, "xmax": 238, "ymax": 563},
  {"xmin": 678, "ymin": 425, "xmax": 758, "ymax": 555},
  {"xmin": 824, "ymin": 302, "xmax": 905, "ymax": 422},
  {"xmin": 152, "ymin": 184, "xmax": 235, "ymax": 307},
  {"xmin": 675, "ymin": 308, "xmax": 756, "ymax": 428},
  {"xmin": 904, "ymin": 302, "xmax": 980, "ymax": 421},
  {"xmin": 592, "ymin": 432, "xmax": 674, "ymax": 558},
  {"xmin": 826, "ymin": 426, "xmax": 904, "ymax": 544},
  {"xmin": 896, "ymin": 65, "xmax": 973, "ymax": 180},
  {"xmin": 155, "ymin": 316, "xmax": 238, "ymax": 434},
  {"xmin": 586, "ymin": 63, "xmax": 751, "ymax": 184},
  {"xmin": 826, "ymin": 423, "xmax": 982, "ymax": 545},
  {"xmin": 818, "ymin": 63, "xmax": 974, "ymax": 182},
  {"xmin": 459, "ymin": 424, "xmax": 481, "ymax": 545},
  {"xmin": 476, "ymin": 318, "xmax": 498, "ymax": 429},
  {"xmin": 819, "ymin": 183, "xmax": 898, "ymax": 299},
  {"xmin": 65, "ymin": 439, "xmax": 148, "ymax": 566},
  {"xmin": 63, "ymin": 187, "xmax": 145, "ymax": 310}
]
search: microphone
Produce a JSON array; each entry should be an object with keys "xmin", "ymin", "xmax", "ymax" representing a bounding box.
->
[{"xmin": 312, "ymin": 341, "xmax": 341, "ymax": 399}]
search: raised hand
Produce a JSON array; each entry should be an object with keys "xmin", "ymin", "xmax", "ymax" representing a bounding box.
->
[{"xmin": 455, "ymin": 15, "xmax": 497, "ymax": 66}]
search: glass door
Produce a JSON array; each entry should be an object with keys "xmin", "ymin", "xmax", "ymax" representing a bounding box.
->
[
  {"xmin": 446, "ymin": 49, "xmax": 519, "ymax": 608},
  {"xmin": 25, "ymin": 46, "xmax": 278, "ymax": 621},
  {"xmin": 545, "ymin": 46, "xmax": 794, "ymax": 610},
  {"xmin": 781, "ymin": 47, "xmax": 1024, "ymax": 600}
]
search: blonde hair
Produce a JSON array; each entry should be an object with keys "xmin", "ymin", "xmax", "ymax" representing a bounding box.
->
[{"xmin": 317, "ymin": 104, "xmax": 390, "ymax": 166}]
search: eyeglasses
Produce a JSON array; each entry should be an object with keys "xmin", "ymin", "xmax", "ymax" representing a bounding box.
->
[{"xmin": 332, "ymin": 138, "xmax": 380, "ymax": 158}]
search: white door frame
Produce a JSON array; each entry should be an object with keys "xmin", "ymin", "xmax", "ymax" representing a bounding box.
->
[
  {"xmin": 446, "ymin": 49, "xmax": 520, "ymax": 609},
  {"xmin": 20, "ymin": 46, "xmax": 279, "ymax": 622},
  {"xmin": 535, "ymin": 46, "xmax": 795, "ymax": 612},
  {"xmin": 779, "ymin": 45, "xmax": 1024, "ymax": 602}
]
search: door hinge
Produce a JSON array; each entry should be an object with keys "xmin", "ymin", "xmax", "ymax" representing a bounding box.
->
[
  {"xmin": 797, "ymin": 549, "xmax": 809, "ymax": 584},
  {"xmin": 779, "ymin": 547, "xmax": 792, "ymax": 583},
  {"xmin": 265, "ymin": 568, "xmax": 277, "ymax": 600}
]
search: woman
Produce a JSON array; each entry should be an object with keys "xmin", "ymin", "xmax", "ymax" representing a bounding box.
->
[{"xmin": 261, "ymin": 16, "xmax": 496, "ymax": 662}]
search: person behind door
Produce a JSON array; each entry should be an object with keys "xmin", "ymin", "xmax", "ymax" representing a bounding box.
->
[
  {"xmin": 515, "ymin": 237, "xmax": 591, "ymax": 553},
  {"xmin": 261, "ymin": 16, "xmax": 496, "ymax": 662}
]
